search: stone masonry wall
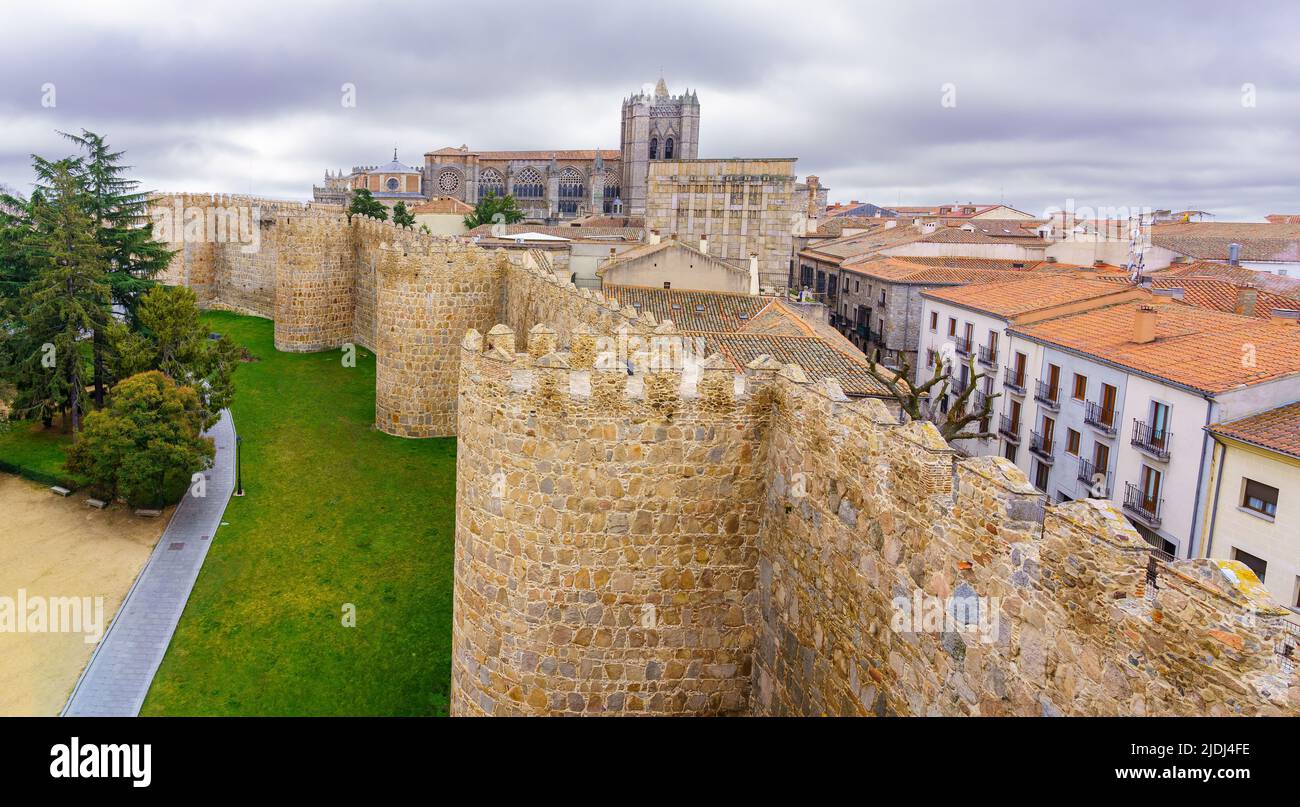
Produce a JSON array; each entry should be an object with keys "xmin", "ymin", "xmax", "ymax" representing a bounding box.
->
[
  {"xmin": 451, "ymin": 325, "xmax": 769, "ymax": 714},
  {"xmin": 374, "ymin": 238, "xmax": 506, "ymax": 438},
  {"xmin": 752, "ymin": 376, "xmax": 1300, "ymax": 716},
  {"xmin": 451, "ymin": 325, "xmax": 1300, "ymax": 716}
]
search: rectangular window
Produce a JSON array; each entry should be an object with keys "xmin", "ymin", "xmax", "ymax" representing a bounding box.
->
[
  {"xmin": 1242, "ymin": 479, "xmax": 1279, "ymax": 518},
  {"xmin": 1046, "ymin": 363, "xmax": 1060, "ymax": 401},
  {"xmin": 930, "ymin": 311, "xmax": 938, "ymax": 332},
  {"xmin": 1003, "ymin": 441, "xmax": 1017, "ymax": 462},
  {"xmin": 1150, "ymin": 401, "xmax": 1170, "ymax": 447},
  {"xmin": 1140, "ymin": 464, "xmax": 1163, "ymax": 505},
  {"xmin": 948, "ymin": 317, "xmax": 957, "ymax": 337},
  {"xmin": 1072, "ymin": 373, "xmax": 1087, "ymax": 400},
  {"xmin": 1232, "ymin": 548, "xmax": 1268, "ymax": 582},
  {"xmin": 1100, "ymin": 383, "xmax": 1117, "ymax": 425},
  {"xmin": 1065, "ymin": 428, "xmax": 1080, "ymax": 455},
  {"xmin": 1034, "ymin": 461, "xmax": 1050, "ymax": 491},
  {"xmin": 1093, "ymin": 441, "xmax": 1110, "ymax": 473}
]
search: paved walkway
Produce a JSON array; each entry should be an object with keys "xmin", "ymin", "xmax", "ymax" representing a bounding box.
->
[{"xmin": 63, "ymin": 411, "xmax": 236, "ymax": 717}]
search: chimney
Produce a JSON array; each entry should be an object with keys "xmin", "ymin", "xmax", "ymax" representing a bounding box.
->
[
  {"xmin": 1228, "ymin": 242, "xmax": 1242, "ymax": 265},
  {"xmin": 748, "ymin": 253, "xmax": 760, "ymax": 296},
  {"xmin": 1132, "ymin": 305, "xmax": 1157, "ymax": 344},
  {"xmin": 1235, "ymin": 285, "xmax": 1259, "ymax": 317},
  {"xmin": 648, "ymin": 229, "xmax": 661, "ymax": 245},
  {"xmin": 699, "ymin": 235, "xmax": 709, "ymax": 255}
]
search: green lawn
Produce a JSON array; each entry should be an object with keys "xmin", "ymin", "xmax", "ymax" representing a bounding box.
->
[
  {"xmin": 0, "ymin": 417, "xmax": 85, "ymax": 489},
  {"xmin": 141, "ymin": 312, "xmax": 457, "ymax": 716}
]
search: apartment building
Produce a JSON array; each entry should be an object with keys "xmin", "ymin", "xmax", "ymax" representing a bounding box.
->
[
  {"xmin": 1202, "ymin": 401, "xmax": 1300, "ymax": 610},
  {"xmin": 917, "ymin": 276, "xmax": 1146, "ymax": 458},
  {"xmin": 1006, "ymin": 301, "xmax": 1300, "ymax": 559}
]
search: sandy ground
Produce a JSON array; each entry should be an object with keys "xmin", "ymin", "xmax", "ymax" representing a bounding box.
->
[{"xmin": 0, "ymin": 474, "xmax": 172, "ymax": 716}]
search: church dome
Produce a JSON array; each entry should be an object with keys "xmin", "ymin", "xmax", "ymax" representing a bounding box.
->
[{"xmin": 368, "ymin": 150, "xmax": 418, "ymax": 174}]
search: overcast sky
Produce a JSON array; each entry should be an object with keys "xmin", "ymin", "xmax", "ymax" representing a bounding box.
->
[{"xmin": 2, "ymin": 0, "xmax": 1297, "ymax": 219}]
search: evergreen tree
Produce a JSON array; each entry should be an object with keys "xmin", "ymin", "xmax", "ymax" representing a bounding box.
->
[
  {"xmin": 32, "ymin": 130, "xmax": 175, "ymax": 406},
  {"xmin": 14, "ymin": 161, "xmax": 109, "ymax": 433},
  {"xmin": 463, "ymin": 192, "xmax": 524, "ymax": 230},
  {"xmin": 392, "ymin": 201, "xmax": 415, "ymax": 229},
  {"xmin": 107, "ymin": 284, "xmax": 242, "ymax": 429},
  {"xmin": 347, "ymin": 189, "xmax": 388, "ymax": 222}
]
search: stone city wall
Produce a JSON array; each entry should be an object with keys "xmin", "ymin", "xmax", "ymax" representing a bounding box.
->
[
  {"xmin": 451, "ymin": 323, "xmax": 1300, "ymax": 716},
  {"xmin": 451, "ymin": 325, "xmax": 770, "ymax": 714}
]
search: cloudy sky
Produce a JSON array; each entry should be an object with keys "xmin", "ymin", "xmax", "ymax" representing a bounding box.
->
[{"xmin": 2, "ymin": 0, "xmax": 1297, "ymax": 219}]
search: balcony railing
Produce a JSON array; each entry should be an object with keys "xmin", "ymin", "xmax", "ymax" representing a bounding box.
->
[
  {"xmin": 1029, "ymin": 431, "xmax": 1055, "ymax": 462},
  {"xmin": 954, "ymin": 335, "xmax": 971, "ymax": 356},
  {"xmin": 1076, "ymin": 458, "xmax": 1109, "ymax": 497},
  {"xmin": 1123, "ymin": 482, "xmax": 1163, "ymax": 528},
  {"xmin": 1131, "ymin": 420, "xmax": 1172, "ymax": 460},
  {"xmin": 1084, "ymin": 400, "xmax": 1118, "ymax": 434},
  {"xmin": 977, "ymin": 344, "xmax": 998, "ymax": 367},
  {"xmin": 998, "ymin": 414, "xmax": 1021, "ymax": 442},
  {"xmin": 1033, "ymin": 380, "xmax": 1060, "ymax": 411},
  {"xmin": 1003, "ymin": 367, "xmax": 1026, "ymax": 394}
]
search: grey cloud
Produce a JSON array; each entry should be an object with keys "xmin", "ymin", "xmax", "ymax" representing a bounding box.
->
[{"xmin": 1, "ymin": 0, "xmax": 1297, "ymax": 218}]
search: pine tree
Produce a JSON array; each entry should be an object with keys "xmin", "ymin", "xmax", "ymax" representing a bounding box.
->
[
  {"xmin": 347, "ymin": 189, "xmax": 388, "ymax": 223},
  {"xmin": 392, "ymin": 201, "xmax": 415, "ymax": 229},
  {"xmin": 16, "ymin": 161, "xmax": 110, "ymax": 433},
  {"xmin": 463, "ymin": 192, "xmax": 524, "ymax": 230},
  {"xmin": 33, "ymin": 130, "xmax": 175, "ymax": 406}
]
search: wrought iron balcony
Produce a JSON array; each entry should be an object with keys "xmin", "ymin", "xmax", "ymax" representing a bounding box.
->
[
  {"xmin": 1131, "ymin": 419, "xmax": 1172, "ymax": 460},
  {"xmin": 1076, "ymin": 458, "xmax": 1109, "ymax": 497},
  {"xmin": 1123, "ymin": 482, "xmax": 1163, "ymax": 528},
  {"xmin": 1084, "ymin": 400, "xmax": 1118, "ymax": 435},
  {"xmin": 1029, "ymin": 431, "xmax": 1054, "ymax": 462},
  {"xmin": 998, "ymin": 414, "xmax": 1021, "ymax": 443},
  {"xmin": 954, "ymin": 335, "xmax": 971, "ymax": 356},
  {"xmin": 977, "ymin": 343, "xmax": 998, "ymax": 367},
  {"xmin": 1003, "ymin": 367, "xmax": 1026, "ymax": 394},
  {"xmin": 1033, "ymin": 380, "xmax": 1060, "ymax": 411}
]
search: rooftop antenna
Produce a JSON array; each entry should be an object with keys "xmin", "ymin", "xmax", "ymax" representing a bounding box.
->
[{"xmin": 1125, "ymin": 209, "xmax": 1149, "ymax": 282}]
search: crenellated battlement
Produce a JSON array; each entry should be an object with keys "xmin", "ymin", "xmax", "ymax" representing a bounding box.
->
[{"xmin": 451, "ymin": 319, "xmax": 1300, "ymax": 716}]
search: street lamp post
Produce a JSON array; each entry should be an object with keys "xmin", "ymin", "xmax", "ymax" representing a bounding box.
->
[{"xmin": 234, "ymin": 434, "xmax": 245, "ymax": 497}]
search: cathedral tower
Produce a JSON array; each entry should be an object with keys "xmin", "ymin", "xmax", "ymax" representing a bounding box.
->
[{"xmin": 620, "ymin": 78, "xmax": 700, "ymax": 215}]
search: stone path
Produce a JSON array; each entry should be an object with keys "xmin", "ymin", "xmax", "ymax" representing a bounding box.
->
[{"xmin": 62, "ymin": 411, "xmax": 236, "ymax": 717}]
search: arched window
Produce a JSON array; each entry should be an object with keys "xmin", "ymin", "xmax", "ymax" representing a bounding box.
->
[
  {"xmin": 479, "ymin": 168, "xmax": 505, "ymax": 200},
  {"xmin": 513, "ymin": 167, "xmax": 543, "ymax": 199},
  {"xmin": 649, "ymin": 137, "xmax": 659, "ymax": 160},
  {"xmin": 664, "ymin": 137, "xmax": 675, "ymax": 159},
  {"xmin": 602, "ymin": 169, "xmax": 621, "ymax": 214},
  {"xmin": 557, "ymin": 166, "xmax": 584, "ymax": 215}
]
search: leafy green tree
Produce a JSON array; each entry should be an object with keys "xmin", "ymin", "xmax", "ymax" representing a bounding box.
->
[
  {"xmin": 107, "ymin": 285, "xmax": 242, "ymax": 428},
  {"xmin": 0, "ymin": 185, "xmax": 35, "ymax": 306},
  {"xmin": 12, "ymin": 162, "xmax": 109, "ymax": 432},
  {"xmin": 392, "ymin": 201, "xmax": 415, "ymax": 229},
  {"xmin": 347, "ymin": 189, "xmax": 388, "ymax": 223},
  {"xmin": 463, "ymin": 192, "xmax": 523, "ymax": 230},
  {"xmin": 33, "ymin": 131, "xmax": 175, "ymax": 406},
  {"xmin": 67, "ymin": 370, "xmax": 215, "ymax": 507}
]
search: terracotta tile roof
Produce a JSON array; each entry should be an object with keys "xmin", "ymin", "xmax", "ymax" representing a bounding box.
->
[
  {"xmin": 1150, "ymin": 222, "xmax": 1300, "ymax": 262},
  {"xmin": 1011, "ymin": 300, "xmax": 1300, "ymax": 394},
  {"xmin": 1149, "ymin": 261, "xmax": 1300, "ymax": 297},
  {"xmin": 410, "ymin": 196, "xmax": 474, "ymax": 214},
  {"xmin": 922, "ymin": 275, "xmax": 1142, "ymax": 318},
  {"xmin": 1094, "ymin": 275, "xmax": 1300, "ymax": 319},
  {"xmin": 896, "ymin": 256, "xmax": 1080, "ymax": 273},
  {"xmin": 426, "ymin": 146, "xmax": 621, "ymax": 162},
  {"xmin": 601, "ymin": 286, "xmax": 890, "ymax": 397},
  {"xmin": 1209, "ymin": 400, "xmax": 1300, "ymax": 460},
  {"xmin": 702, "ymin": 334, "xmax": 892, "ymax": 397},
  {"xmin": 603, "ymin": 286, "xmax": 771, "ymax": 332},
  {"xmin": 841, "ymin": 256, "xmax": 1025, "ymax": 286}
]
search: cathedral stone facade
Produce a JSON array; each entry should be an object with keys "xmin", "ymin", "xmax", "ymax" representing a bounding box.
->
[{"xmin": 314, "ymin": 78, "xmax": 700, "ymax": 222}]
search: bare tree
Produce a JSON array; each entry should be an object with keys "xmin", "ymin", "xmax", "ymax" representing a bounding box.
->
[{"xmin": 865, "ymin": 349, "xmax": 1000, "ymax": 443}]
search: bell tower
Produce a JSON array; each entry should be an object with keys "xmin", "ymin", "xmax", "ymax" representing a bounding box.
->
[{"xmin": 620, "ymin": 77, "xmax": 700, "ymax": 216}]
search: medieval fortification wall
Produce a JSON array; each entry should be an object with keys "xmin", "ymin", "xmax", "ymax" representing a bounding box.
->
[{"xmin": 156, "ymin": 192, "xmax": 1300, "ymax": 717}]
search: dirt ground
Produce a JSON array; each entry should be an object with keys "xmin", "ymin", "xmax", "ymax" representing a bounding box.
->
[{"xmin": 0, "ymin": 474, "xmax": 172, "ymax": 716}]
